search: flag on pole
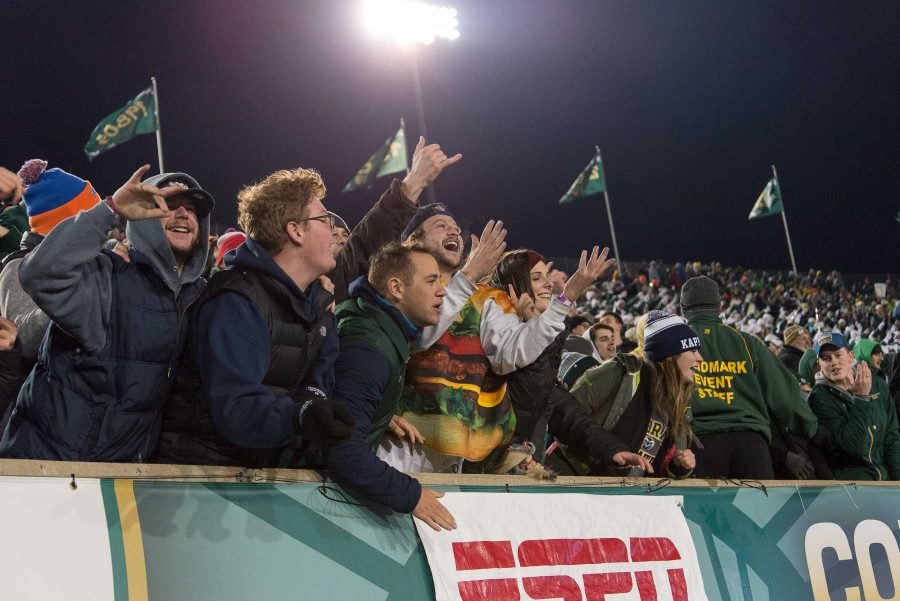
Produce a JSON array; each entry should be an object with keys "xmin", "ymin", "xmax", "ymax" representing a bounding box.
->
[
  {"xmin": 342, "ymin": 126, "xmax": 408, "ymax": 192},
  {"xmin": 559, "ymin": 149, "xmax": 606, "ymax": 204},
  {"xmin": 84, "ymin": 88, "xmax": 158, "ymax": 160},
  {"xmin": 748, "ymin": 177, "xmax": 783, "ymax": 219}
]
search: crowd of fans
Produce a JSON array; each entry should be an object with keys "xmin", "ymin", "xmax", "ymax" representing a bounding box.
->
[{"xmin": 0, "ymin": 138, "xmax": 896, "ymax": 531}]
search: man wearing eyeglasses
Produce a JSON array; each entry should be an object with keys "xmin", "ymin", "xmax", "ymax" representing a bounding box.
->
[{"xmin": 156, "ymin": 167, "xmax": 354, "ymax": 467}]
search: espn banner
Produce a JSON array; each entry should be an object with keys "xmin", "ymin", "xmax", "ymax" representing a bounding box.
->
[
  {"xmin": 416, "ymin": 493, "xmax": 708, "ymax": 601},
  {"xmin": 0, "ymin": 476, "xmax": 898, "ymax": 600}
]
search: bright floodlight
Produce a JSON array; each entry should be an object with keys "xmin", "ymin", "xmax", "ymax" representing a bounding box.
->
[{"xmin": 363, "ymin": 0, "xmax": 460, "ymax": 46}]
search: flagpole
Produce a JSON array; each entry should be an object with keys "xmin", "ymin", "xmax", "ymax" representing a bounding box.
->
[
  {"xmin": 401, "ymin": 118, "xmax": 410, "ymax": 175},
  {"xmin": 151, "ymin": 77, "xmax": 165, "ymax": 174},
  {"xmin": 597, "ymin": 146, "xmax": 622, "ymax": 274},
  {"xmin": 772, "ymin": 164, "xmax": 798, "ymax": 275}
]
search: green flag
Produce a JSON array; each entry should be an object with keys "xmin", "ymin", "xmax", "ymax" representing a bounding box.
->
[
  {"xmin": 342, "ymin": 126, "xmax": 408, "ymax": 193},
  {"xmin": 748, "ymin": 177, "xmax": 783, "ymax": 219},
  {"xmin": 559, "ymin": 150, "xmax": 607, "ymax": 204},
  {"xmin": 84, "ymin": 88, "xmax": 157, "ymax": 160}
]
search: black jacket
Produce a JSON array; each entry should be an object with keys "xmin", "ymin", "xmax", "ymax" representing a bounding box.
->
[
  {"xmin": 0, "ymin": 340, "xmax": 21, "ymax": 427},
  {"xmin": 156, "ymin": 238, "xmax": 336, "ymax": 468},
  {"xmin": 778, "ymin": 344, "xmax": 805, "ymax": 377},
  {"xmin": 329, "ymin": 179, "xmax": 419, "ymax": 305},
  {"xmin": 506, "ymin": 328, "xmax": 633, "ymax": 470}
]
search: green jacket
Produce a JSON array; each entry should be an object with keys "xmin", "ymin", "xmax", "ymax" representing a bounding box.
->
[
  {"xmin": 798, "ymin": 349, "xmax": 819, "ymax": 386},
  {"xmin": 809, "ymin": 377, "xmax": 900, "ymax": 481},
  {"xmin": 686, "ymin": 311, "xmax": 818, "ymax": 442},
  {"xmin": 336, "ymin": 295, "xmax": 411, "ymax": 448},
  {"xmin": 0, "ymin": 203, "xmax": 29, "ymax": 259}
]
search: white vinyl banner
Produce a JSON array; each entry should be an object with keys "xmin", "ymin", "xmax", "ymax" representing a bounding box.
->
[
  {"xmin": 0, "ymin": 476, "xmax": 114, "ymax": 601},
  {"xmin": 416, "ymin": 493, "xmax": 708, "ymax": 601}
]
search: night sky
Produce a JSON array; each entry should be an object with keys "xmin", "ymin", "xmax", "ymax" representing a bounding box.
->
[{"xmin": 3, "ymin": 1, "xmax": 898, "ymax": 273}]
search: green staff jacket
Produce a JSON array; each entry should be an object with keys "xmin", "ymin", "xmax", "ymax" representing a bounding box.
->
[{"xmin": 686, "ymin": 311, "xmax": 818, "ymax": 442}]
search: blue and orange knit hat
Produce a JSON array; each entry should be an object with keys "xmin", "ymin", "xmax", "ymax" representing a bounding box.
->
[{"xmin": 18, "ymin": 159, "xmax": 101, "ymax": 236}]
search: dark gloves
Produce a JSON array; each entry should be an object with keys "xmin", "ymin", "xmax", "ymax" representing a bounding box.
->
[
  {"xmin": 784, "ymin": 451, "xmax": 816, "ymax": 480},
  {"xmin": 297, "ymin": 387, "xmax": 355, "ymax": 448}
]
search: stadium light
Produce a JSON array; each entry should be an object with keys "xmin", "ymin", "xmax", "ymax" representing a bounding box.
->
[{"xmin": 362, "ymin": 0, "xmax": 460, "ymax": 46}]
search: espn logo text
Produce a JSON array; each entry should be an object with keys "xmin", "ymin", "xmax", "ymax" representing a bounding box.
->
[{"xmin": 452, "ymin": 537, "xmax": 690, "ymax": 601}]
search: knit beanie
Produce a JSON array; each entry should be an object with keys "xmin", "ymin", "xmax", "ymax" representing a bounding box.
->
[
  {"xmin": 215, "ymin": 228, "xmax": 247, "ymax": 266},
  {"xmin": 783, "ymin": 324, "xmax": 806, "ymax": 346},
  {"xmin": 559, "ymin": 351, "xmax": 599, "ymax": 390},
  {"xmin": 643, "ymin": 310, "xmax": 701, "ymax": 363},
  {"xmin": 680, "ymin": 275, "xmax": 721, "ymax": 315},
  {"xmin": 18, "ymin": 159, "xmax": 100, "ymax": 236},
  {"xmin": 401, "ymin": 203, "xmax": 454, "ymax": 241}
]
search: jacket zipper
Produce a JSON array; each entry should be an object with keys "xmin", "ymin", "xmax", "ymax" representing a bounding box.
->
[
  {"xmin": 138, "ymin": 286, "xmax": 198, "ymax": 463},
  {"xmin": 867, "ymin": 426, "xmax": 882, "ymax": 481}
]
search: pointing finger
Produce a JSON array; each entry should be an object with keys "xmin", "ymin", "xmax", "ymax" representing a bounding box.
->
[{"xmin": 443, "ymin": 153, "xmax": 463, "ymax": 166}]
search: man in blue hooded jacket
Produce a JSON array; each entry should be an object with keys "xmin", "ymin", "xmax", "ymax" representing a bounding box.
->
[
  {"xmin": 156, "ymin": 167, "xmax": 353, "ymax": 467},
  {"xmin": 0, "ymin": 164, "xmax": 212, "ymax": 461}
]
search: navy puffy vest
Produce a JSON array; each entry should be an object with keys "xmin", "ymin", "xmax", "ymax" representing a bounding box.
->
[{"xmin": 0, "ymin": 250, "xmax": 204, "ymax": 461}]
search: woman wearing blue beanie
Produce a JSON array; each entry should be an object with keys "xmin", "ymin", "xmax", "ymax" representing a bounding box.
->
[{"xmin": 568, "ymin": 310, "xmax": 703, "ymax": 477}]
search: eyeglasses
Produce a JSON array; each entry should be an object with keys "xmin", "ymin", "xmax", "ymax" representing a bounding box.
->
[{"xmin": 296, "ymin": 211, "xmax": 336, "ymax": 229}]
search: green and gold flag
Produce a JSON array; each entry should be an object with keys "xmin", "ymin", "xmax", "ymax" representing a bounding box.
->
[
  {"xmin": 559, "ymin": 149, "xmax": 607, "ymax": 204},
  {"xmin": 748, "ymin": 177, "xmax": 783, "ymax": 219},
  {"xmin": 84, "ymin": 88, "xmax": 158, "ymax": 160},
  {"xmin": 342, "ymin": 126, "xmax": 408, "ymax": 193}
]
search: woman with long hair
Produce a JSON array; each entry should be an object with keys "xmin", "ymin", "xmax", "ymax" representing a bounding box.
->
[
  {"xmin": 486, "ymin": 249, "xmax": 653, "ymax": 475},
  {"xmin": 569, "ymin": 310, "xmax": 701, "ymax": 477}
]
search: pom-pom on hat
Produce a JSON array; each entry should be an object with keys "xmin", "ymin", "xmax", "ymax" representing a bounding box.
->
[
  {"xmin": 18, "ymin": 159, "xmax": 101, "ymax": 236},
  {"xmin": 215, "ymin": 228, "xmax": 247, "ymax": 266},
  {"xmin": 643, "ymin": 310, "xmax": 701, "ymax": 363}
]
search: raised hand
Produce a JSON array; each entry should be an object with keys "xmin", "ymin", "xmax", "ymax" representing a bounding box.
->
[
  {"xmin": 507, "ymin": 284, "xmax": 539, "ymax": 321},
  {"xmin": 562, "ymin": 246, "xmax": 615, "ymax": 302},
  {"xmin": 0, "ymin": 168, "xmax": 23, "ymax": 205},
  {"xmin": 851, "ymin": 361, "xmax": 872, "ymax": 397},
  {"xmin": 459, "ymin": 220, "xmax": 506, "ymax": 283},
  {"xmin": 318, "ymin": 275, "xmax": 336, "ymax": 313},
  {"xmin": 0, "ymin": 317, "xmax": 18, "ymax": 351},
  {"xmin": 402, "ymin": 136, "xmax": 463, "ymax": 204},
  {"xmin": 110, "ymin": 165, "xmax": 180, "ymax": 221},
  {"xmin": 413, "ymin": 488, "xmax": 457, "ymax": 531},
  {"xmin": 612, "ymin": 451, "xmax": 654, "ymax": 474}
]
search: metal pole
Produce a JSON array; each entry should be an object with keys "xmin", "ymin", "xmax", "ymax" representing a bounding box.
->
[
  {"xmin": 410, "ymin": 48, "xmax": 437, "ymax": 204},
  {"xmin": 597, "ymin": 146, "xmax": 622, "ymax": 272},
  {"xmin": 401, "ymin": 118, "xmax": 410, "ymax": 176},
  {"xmin": 772, "ymin": 165, "xmax": 798, "ymax": 275},
  {"xmin": 151, "ymin": 77, "xmax": 165, "ymax": 173}
]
